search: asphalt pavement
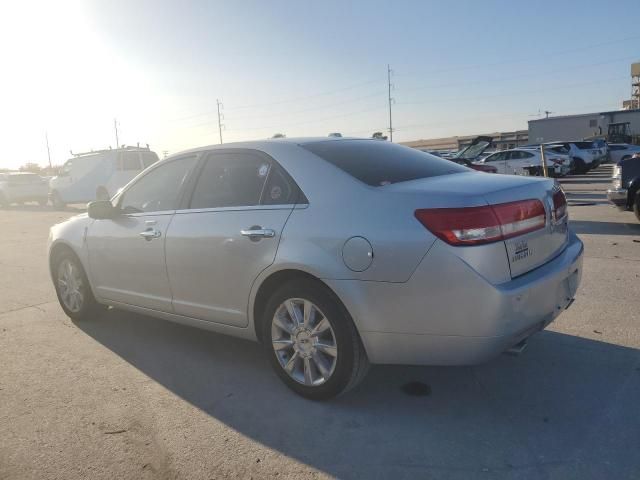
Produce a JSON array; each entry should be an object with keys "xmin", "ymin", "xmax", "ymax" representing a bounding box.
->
[{"xmin": 1, "ymin": 164, "xmax": 639, "ymax": 480}]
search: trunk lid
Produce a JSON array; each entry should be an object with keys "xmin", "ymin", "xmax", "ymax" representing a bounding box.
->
[
  {"xmin": 384, "ymin": 172, "xmax": 568, "ymax": 279},
  {"xmin": 482, "ymin": 178, "xmax": 568, "ymax": 277}
]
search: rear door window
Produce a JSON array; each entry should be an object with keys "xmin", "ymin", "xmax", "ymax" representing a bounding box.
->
[
  {"xmin": 302, "ymin": 140, "xmax": 466, "ymax": 187},
  {"xmin": 190, "ymin": 153, "xmax": 270, "ymax": 209}
]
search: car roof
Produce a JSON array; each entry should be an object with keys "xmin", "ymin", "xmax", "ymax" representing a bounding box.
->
[{"xmin": 166, "ymin": 137, "xmax": 378, "ymax": 159}]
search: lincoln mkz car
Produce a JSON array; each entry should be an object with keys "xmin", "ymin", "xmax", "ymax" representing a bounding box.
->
[{"xmin": 48, "ymin": 138, "xmax": 583, "ymax": 399}]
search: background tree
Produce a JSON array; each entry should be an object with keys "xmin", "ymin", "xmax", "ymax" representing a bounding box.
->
[
  {"xmin": 272, "ymin": 133, "xmax": 286, "ymax": 138},
  {"xmin": 371, "ymin": 132, "xmax": 388, "ymax": 140}
]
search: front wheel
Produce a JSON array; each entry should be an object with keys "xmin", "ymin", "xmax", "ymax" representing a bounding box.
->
[
  {"xmin": 52, "ymin": 250, "xmax": 104, "ymax": 321},
  {"xmin": 262, "ymin": 279, "xmax": 369, "ymax": 400}
]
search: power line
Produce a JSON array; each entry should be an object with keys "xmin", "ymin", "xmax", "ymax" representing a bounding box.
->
[
  {"xmin": 396, "ymin": 34, "xmax": 640, "ymax": 77},
  {"xmin": 216, "ymin": 99, "xmax": 224, "ymax": 144},
  {"xmin": 399, "ymin": 55, "xmax": 638, "ymax": 95},
  {"xmin": 396, "ymin": 75, "xmax": 628, "ymax": 107},
  {"xmin": 388, "ymin": 64, "xmax": 394, "ymax": 142}
]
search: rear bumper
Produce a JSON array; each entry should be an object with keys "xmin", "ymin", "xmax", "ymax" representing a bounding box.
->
[
  {"xmin": 327, "ymin": 232, "xmax": 584, "ymax": 366},
  {"xmin": 607, "ymin": 188, "xmax": 628, "ymax": 208}
]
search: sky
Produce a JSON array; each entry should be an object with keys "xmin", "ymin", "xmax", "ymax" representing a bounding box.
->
[{"xmin": 1, "ymin": 0, "xmax": 639, "ymax": 169}]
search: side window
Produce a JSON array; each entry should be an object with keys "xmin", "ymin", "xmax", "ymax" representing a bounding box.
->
[
  {"xmin": 522, "ymin": 151, "xmax": 534, "ymax": 158},
  {"xmin": 190, "ymin": 153, "xmax": 270, "ymax": 209},
  {"xmin": 261, "ymin": 164, "xmax": 299, "ymax": 205},
  {"xmin": 119, "ymin": 152, "xmax": 142, "ymax": 171},
  {"xmin": 486, "ymin": 153, "xmax": 502, "ymax": 162},
  {"xmin": 119, "ymin": 156, "xmax": 197, "ymax": 213}
]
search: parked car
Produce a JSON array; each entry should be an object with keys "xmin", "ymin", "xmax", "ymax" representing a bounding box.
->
[
  {"xmin": 48, "ymin": 138, "xmax": 583, "ymax": 400},
  {"xmin": 49, "ymin": 146, "xmax": 159, "ymax": 209},
  {"xmin": 608, "ymin": 143, "xmax": 640, "ymax": 165},
  {"xmin": 607, "ymin": 156, "xmax": 640, "ymax": 221},
  {"xmin": 545, "ymin": 142, "xmax": 600, "ymax": 173},
  {"xmin": 449, "ymin": 156, "xmax": 498, "ymax": 173},
  {"xmin": 481, "ymin": 148, "xmax": 570, "ymax": 177},
  {"xmin": 592, "ymin": 139, "xmax": 609, "ymax": 164},
  {"xmin": 0, "ymin": 172, "xmax": 49, "ymax": 207},
  {"xmin": 449, "ymin": 136, "xmax": 497, "ymax": 173}
]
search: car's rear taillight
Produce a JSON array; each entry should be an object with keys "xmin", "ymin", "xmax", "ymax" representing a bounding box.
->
[
  {"xmin": 552, "ymin": 189, "xmax": 567, "ymax": 222},
  {"xmin": 550, "ymin": 158, "xmax": 564, "ymax": 165},
  {"xmin": 414, "ymin": 199, "xmax": 546, "ymax": 246}
]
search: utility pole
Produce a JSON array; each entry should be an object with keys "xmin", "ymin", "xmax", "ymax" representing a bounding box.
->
[
  {"xmin": 387, "ymin": 64, "xmax": 394, "ymax": 142},
  {"xmin": 45, "ymin": 132, "xmax": 52, "ymax": 169},
  {"xmin": 114, "ymin": 118, "xmax": 120, "ymax": 148},
  {"xmin": 216, "ymin": 99, "xmax": 224, "ymax": 144}
]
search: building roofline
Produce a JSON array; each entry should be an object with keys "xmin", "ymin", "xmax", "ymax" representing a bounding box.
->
[{"xmin": 528, "ymin": 108, "xmax": 640, "ymax": 123}]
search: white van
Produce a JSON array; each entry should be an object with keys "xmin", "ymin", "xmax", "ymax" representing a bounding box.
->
[{"xmin": 49, "ymin": 147, "xmax": 159, "ymax": 208}]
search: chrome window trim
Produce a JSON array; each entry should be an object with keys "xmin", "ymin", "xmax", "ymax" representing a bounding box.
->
[
  {"xmin": 174, "ymin": 204, "xmax": 298, "ymax": 215},
  {"xmin": 121, "ymin": 210, "xmax": 176, "ymax": 218}
]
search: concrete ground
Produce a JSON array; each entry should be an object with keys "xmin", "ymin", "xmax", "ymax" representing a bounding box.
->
[{"xmin": 0, "ymin": 164, "xmax": 639, "ymax": 480}]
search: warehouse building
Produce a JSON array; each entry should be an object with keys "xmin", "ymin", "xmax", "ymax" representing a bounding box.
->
[
  {"xmin": 402, "ymin": 130, "xmax": 529, "ymax": 153},
  {"xmin": 528, "ymin": 108, "xmax": 640, "ymax": 144}
]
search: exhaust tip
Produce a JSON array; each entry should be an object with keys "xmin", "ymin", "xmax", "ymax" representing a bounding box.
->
[{"xmin": 504, "ymin": 338, "xmax": 528, "ymax": 356}]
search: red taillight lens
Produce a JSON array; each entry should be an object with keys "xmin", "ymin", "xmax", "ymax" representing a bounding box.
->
[
  {"xmin": 552, "ymin": 189, "xmax": 567, "ymax": 222},
  {"xmin": 415, "ymin": 199, "xmax": 546, "ymax": 246}
]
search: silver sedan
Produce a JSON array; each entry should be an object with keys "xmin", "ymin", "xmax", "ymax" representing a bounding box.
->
[{"xmin": 48, "ymin": 138, "xmax": 583, "ymax": 399}]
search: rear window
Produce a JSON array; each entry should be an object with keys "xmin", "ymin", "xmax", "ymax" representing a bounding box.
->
[
  {"xmin": 302, "ymin": 140, "xmax": 467, "ymax": 187},
  {"xmin": 574, "ymin": 142, "xmax": 594, "ymax": 149}
]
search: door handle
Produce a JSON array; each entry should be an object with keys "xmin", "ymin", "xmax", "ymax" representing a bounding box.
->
[
  {"xmin": 240, "ymin": 228, "xmax": 275, "ymax": 238},
  {"xmin": 139, "ymin": 229, "xmax": 162, "ymax": 240}
]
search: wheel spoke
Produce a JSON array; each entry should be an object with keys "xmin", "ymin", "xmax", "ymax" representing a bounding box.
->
[
  {"xmin": 285, "ymin": 300, "xmax": 301, "ymax": 326},
  {"xmin": 311, "ymin": 352, "xmax": 330, "ymax": 378},
  {"xmin": 273, "ymin": 313, "xmax": 294, "ymax": 334},
  {"xmin": 303, "ymin": 300, "xmax": 314, "ymax": 328},
  {"xmin": 272, "ymin": 339, "xmax": 294, "ymax": 351},
  {"xmin": 303, "ymin": 357, "xmax": 313, "ymax": 385},
  {"xmin": 316, "ymin": 342, "xmax": 337, "ymax": 357},
  {"xmin": 284, "ymin": 351, "xmax": 299, "ymax": 373},
  {"xmin": 311, "ymin": 317, "xmax": 330, "ymax": 336}
]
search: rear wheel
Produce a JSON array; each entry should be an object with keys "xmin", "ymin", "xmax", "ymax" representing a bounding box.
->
[
  {"xmin": 633, "ymin": 192, "xmax": 640, "ymax": 222},
  {"xmin": 52, "ymin": 250, "xmax": 104, "ymax": 321},
  {"xmin": 262, "ymin": 278, "xmax": 369, "ymax": 400},
  {"xmin": 573, "ymin": 157, "xmax": 587, "ymax": 174}
]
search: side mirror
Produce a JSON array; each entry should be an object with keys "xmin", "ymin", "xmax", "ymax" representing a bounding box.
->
[{"xmin": 87, "ymin": 200, "xmax": 118, "ymax": 220}]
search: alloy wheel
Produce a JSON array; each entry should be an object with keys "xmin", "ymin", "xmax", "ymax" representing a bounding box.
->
[
  {"xmin": 271, "ymin": 298, "xmax": 338, "ymax": 386},
  {"xmin": 57, "ymin": 259, "xmax": 84, "ymax": 313}
]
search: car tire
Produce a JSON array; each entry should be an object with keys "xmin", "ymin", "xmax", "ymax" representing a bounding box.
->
[
  {"xmin": 38, "ymin": 198, "xmax": 48, "ymax": 207},
  {"xmin": 573, "ymin": 157, "xmax": 587, "ymax": 174},
  {"xmin": 634, "ymin": 192, "xmax": 640, "ymax": 222},
  {"xmin": 261, "ymin": 278, "xmax": 369, "ymax": 400},
  {"xmin": 51, "ymin": 191, "xmax": 66, "ymax": 210},
  {"xmin": 52, "ymin": 249, "xmax": 104, "ymax": 321}
]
